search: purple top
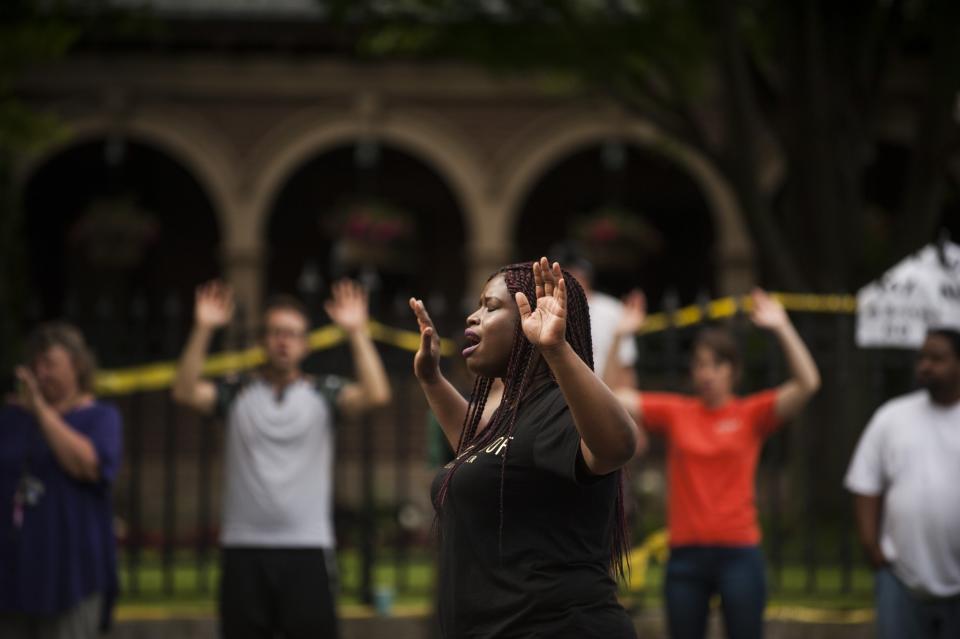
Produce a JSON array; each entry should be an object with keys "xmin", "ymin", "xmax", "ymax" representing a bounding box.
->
[{"xmin": 0, "ymin": 402, "xmax": 122, "ymax": 631}]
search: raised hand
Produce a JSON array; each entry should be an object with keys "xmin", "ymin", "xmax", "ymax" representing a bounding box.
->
[
  {"xmin": 616, "ymin": 289, "xmax": 647, "ymax": 336},
  {"xmin": 749, "ymin": 288, "xmax": 789, "ymax": 331},
  {"xmin": 195, "ymin": 281, "xmax": 234, "ymax": 330},
  {"xmin": 516, "ymin": 257, "xmax": 567, "ymax": 351},
  {"xmin": 325, "ymin": 279, "xmax": 370, "ymax": 334},
  {"xmin": 409, "ymin": 297, "xmax": 441, "ymax": 383},
  {"xmin": 12, "ymin": 366, "xmax": 45, "ymax": 415}
]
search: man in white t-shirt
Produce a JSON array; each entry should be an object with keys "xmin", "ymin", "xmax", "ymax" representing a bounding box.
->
[
  {"xmin": 172, "ymin": 280, "xmax": 391, "ymax": 639},
  {"xmin": 845, "ymin": 328, "xmax": 960, "ymax": 639},
  {"xmin": 552, "ymin": 245, "xmax": 638, "ymax": 390}
]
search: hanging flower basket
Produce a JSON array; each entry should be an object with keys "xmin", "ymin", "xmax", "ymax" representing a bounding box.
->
[
  {"xmin": 67, "ymin": 196, "xmax": 160, "ymax": 269},
  {"xmin": 332, "ymin": 199, "xmax": 417, "ymax": 271},
  {"xmin": 573, "ymin": 207, "xmax": 663, "ymax": 269}
]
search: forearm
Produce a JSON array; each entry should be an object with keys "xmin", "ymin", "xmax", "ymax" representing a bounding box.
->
[
  {"xmin": 419, "ymin": 375, "xmax": 470, "ymax": 450},
  {"xmin": 35, "ymin": 405, "xmax": 100, "ymax": 481},
  {"xmin": 541, "ymin": 342, "xmax": 638, "ymax": 469},
  {"xmin": 601, "ymin": 335, "xmax": 626, "ymax": 386},
  {"xmin": 853, "ymin": 494, "xmax": 886, "ymax": 567},
  {"xmin": 775, "ymin": 322, "xmax": 820, "ymax": 392},
  {"xmin": 347, "ymin": 328, "xmax": 391, "ymax": 407},
  {"xmin": 172, "ymin": 324, "xmax": 214, "ymax": 401}
]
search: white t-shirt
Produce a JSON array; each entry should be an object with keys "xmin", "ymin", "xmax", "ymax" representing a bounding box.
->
[
  {"xmin": 218, "ymin": 375, "xmax": 344, "ymax": 548},
  {"xmin": 844, "ymin": 390, "xmax": 960, "ymax": 597},
  {"xmin": 589, "ymin": 292, "xmax": 638, "ymax": 379}
]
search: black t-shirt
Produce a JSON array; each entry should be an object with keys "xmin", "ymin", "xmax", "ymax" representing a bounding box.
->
[{"xmin": 432, "ymin": 383, "xmax": 636, "ymax": 639}]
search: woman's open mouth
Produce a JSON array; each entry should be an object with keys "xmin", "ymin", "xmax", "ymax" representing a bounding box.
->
[{"xmin": 463, "ymin": 330, "xmax": 480, "ymax": 358}]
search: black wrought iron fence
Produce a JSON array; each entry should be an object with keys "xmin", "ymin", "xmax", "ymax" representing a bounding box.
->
[{"xmin": 15, "ymin": 292, "xmax": 917, "ymax": 604}]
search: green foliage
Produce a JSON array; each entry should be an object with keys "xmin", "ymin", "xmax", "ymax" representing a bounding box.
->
[
  {"xmin": 341, "ymin": 0, "xmax": 960, "ymax": 293},
  {"xmin": 348, "ymin": 0, "xmax": 714, "ymax": 106}
]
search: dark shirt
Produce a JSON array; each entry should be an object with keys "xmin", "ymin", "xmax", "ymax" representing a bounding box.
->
[
  {"xmin": 0, "ymin": 403, "xmax": 122, "ymax": 631},
  {"xmin": 432, "ymin": 383, "xmax": 635, "ymax": 639}
]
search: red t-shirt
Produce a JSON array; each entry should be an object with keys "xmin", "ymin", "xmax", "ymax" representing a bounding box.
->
[{"xmin": 640, "ymin": 391, "xmax": 781, "ymax": 546}]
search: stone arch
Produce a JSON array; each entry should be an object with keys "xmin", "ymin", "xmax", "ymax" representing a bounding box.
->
[
  {"xmin": 243, "ymin": 108, "xmax": 489, "ymax": 249},
  {"xmin": 495, "ymin": 110, "xmax": 755, "ymax": 294},
  {"xmin": 16, "ymin": 111, "xmax": 238, "ymax": 240}
]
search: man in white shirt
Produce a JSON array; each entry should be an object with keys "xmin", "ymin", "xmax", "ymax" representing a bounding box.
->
[
  {"xmin": 551, "ymin": 245, "xmax": 638, "ymax": 390},
  {"xmin": 172, "ymin": 280, "xmax": 391, "ymax": 639},
  {"xmin": 845, "ymin": 328, "xmax": 960, "ymax": 639}
]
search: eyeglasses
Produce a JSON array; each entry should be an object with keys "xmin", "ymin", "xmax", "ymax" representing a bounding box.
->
[{"xmin": 264, "ymin": 327, "xmax": 307, "ymax": 340}]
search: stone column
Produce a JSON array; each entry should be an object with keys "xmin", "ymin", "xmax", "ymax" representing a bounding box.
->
[
  {"xmin": 220, "ymin": 197, "xmax": 266, "ymax": 340},
  {"xmin": 465, "ymin": 199, "xmax": 514, "ymax": 300}
]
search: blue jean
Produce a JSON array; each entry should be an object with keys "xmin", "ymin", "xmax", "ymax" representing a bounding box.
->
[
  {"xmin": 875, "ymin": 567, "xmax": 960, "ymax": 639},
  {"xmin": 664, "ymin": 545, "xmax": 766, "ymax": 639}
]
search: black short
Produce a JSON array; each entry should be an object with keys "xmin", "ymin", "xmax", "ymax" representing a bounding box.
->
[{"xmin": 219, "ymin": 547, "xmax": 339, "ymax": 639}]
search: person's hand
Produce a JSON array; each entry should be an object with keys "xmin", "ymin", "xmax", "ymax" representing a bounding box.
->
[
  {"xmin": 12, "ymin": 366, "xmax": 46, "ymax": 415},
  {"xmin": 616, "ymin": 289, "xmax": 647, "ymax": 336},
  {"xmin": 409, "ymin": 298, "xmax": 441, "ymax": 383},
  {"xmin": 325, "ymin": 279, "xmax": 369, "ymax": 334},
  {"xmin": 195, "ymin": 281, "xmax": 235, "ymax": 330},
  {"xmin": 866, "ymin": 544, "xmax": 888, "ymax": 571},
  {"xmin": 517, "ymin": 258, "xmax": 567, "ymax": 351},
  {"xmin": 749, "ymin": 288, "xmax": 789, "ymax": 331}
]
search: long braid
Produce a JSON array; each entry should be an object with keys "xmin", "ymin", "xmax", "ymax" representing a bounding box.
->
[
  {"xmin": 558, "ymin": 270, "xmax": 630, "ymax": 578},
  {"xmin": 436, "ymin": 262, "xmax": 630, "ymax": 580}
]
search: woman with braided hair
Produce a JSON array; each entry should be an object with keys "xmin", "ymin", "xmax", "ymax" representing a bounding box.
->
[{"xmin": 409, "ymin": 257, "xmax": 645, "ymax": 638}]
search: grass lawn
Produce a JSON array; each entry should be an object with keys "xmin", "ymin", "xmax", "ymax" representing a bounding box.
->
[{"xmin": 116, "ymin": 549, "xmax": 874, "ymax": 621}]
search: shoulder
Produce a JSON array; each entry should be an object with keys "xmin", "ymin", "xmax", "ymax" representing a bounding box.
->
[
  {"xmin": 85, "ymin": 401, "xmax": 123, "ymax": 427},
  {"xmin": 588, "ymin": 292, "xmax": 622, "ymax": 315},
  {"xmin": 304, "ymin": 374, "xmax": 348, "ymax": 404},
  {"xmin": 311, "ymin": 374, "xmax": 348, "ymax": 395},
  {"xmin": 871, "ymin": 390, "xmax": 928, "ymax": 424},
  {"xmin": 69, "ymin": 401, "xmax": 123, "ymax": 439},
  {"xmin": 856, "ymin": 392, "xmax": 928, "ymax": 447},
  {"xmin": 89, "ymin": 399, "xmax": 120, "ymax": 416}
]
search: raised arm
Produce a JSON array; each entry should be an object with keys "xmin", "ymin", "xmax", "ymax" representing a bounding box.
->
[
  {"xmin": 749, "ymin": 289, "xmax": 821, "ymax": 420},
  {"xmin": 518, "ymin": 259, "xmax": 641, "ymax": 475},
  {"xmin": 601, "ymin": 290, "xmax": 643, "ymax": 391},
  {"xmin": 603, "ymin": 290, "xmax": 650, "ymax": 455},
  {"xmin": 325, "ymin": 279, "xmax": 391, "ymax": 417},
  {"xmin": 603, "ymin": 290, "xmax": 645, "ymax": 387},
  {"xmin": 14, "ymin": 367, "xmax": 100, "ymax": 482},
  {"xmin": 171, "ymin": 281, "xmax": 233, "ymax": 415},
  {"xmin": 409, "ymin": 297, "xmax": 472, "ymax": 449}
]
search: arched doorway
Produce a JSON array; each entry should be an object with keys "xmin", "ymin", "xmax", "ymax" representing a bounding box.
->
[
  {"xmin": 266, "ymin": 141, "xmax": 467, "ymax": 342},
  {"xmin": 22, "ymin": 138, "xmax": 221, "ymax": 365},
  {"xmin": 514, "ymin": 141, "xmax": 715, "ymax": 308}
]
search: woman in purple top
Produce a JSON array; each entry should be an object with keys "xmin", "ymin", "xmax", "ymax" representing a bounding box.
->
[{"xmin": 0, "ymin": 323, "xmax": 122, "ymax": 638}]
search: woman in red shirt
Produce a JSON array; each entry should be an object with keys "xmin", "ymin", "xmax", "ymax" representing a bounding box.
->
[{"xmin": 609, "ymin": 289, "xmax": 820, "ymax": 639}]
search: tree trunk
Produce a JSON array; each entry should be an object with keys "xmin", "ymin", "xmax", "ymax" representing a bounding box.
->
[{"xmin": 713, "ymin": 0, "xmax": 806, "ymax": 290}]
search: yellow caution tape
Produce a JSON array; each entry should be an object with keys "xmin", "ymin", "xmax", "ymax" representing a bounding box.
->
[
  {"xmin": 94, "ymin": 320, "xmax": 456, "ymax": 396},
  {"xmin": 93, "ymin": 293, "xmax": 858, "ymax": 396},
  {"xmin": 627, "ymin": 528, "xmax": 670, "ymax": 590},
  {"xmin": 638, "ymin": 293, "xmax": 857, "ymax": 335}
]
